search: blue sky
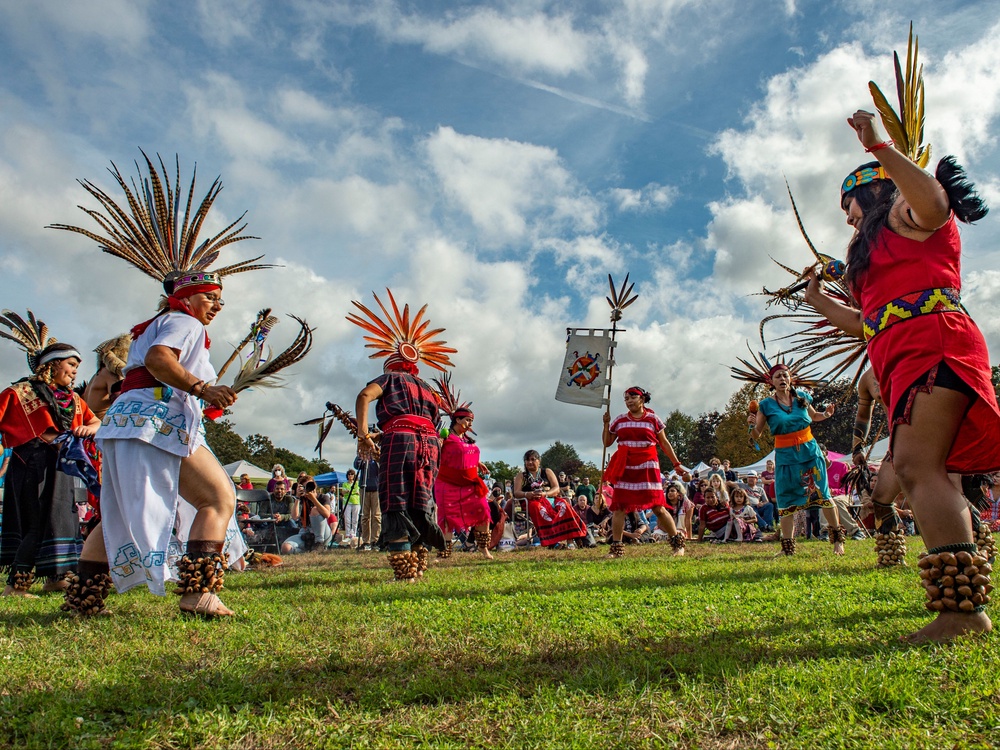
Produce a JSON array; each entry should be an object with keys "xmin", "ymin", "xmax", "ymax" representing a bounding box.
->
[{"xmin": 2, "ymin": 0, "xmax": 999, "ymax": 469}]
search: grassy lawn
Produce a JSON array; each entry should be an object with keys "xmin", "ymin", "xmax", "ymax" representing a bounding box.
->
[{"xmin": 1, "ymin": 538, "xmax": 998, "ymax": 749}]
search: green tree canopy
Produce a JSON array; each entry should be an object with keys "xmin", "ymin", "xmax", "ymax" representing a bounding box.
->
[
  {"xmin": 715, "ymin": 382, "xmax": 773, "ymax": 466},
  {"xmin": 689, "ymin": 410, "xmax": 722, "ymax": 464},
  {"xmin": 204, "ymin": 416, "xmax": 250, "ymax": 465},
  {"xmin": 541, "ymin": 441, "xmax": 583, "ymax": 476}
]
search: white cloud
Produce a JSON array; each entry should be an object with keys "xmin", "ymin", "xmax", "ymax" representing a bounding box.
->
[
  {"xmin": 424, "ymin": 126, "xmax": 601, "ymax": 246},
  {"xmin": 609, "ymin": 183, "xmax": 678, "ymax": 212},
  {"xmin": 184, "ymin": 73, "xmax": 310, "ymax": 163},
  {"xmin": 196, "ymin": 0, "xmax": 264, "ymax": 46}
]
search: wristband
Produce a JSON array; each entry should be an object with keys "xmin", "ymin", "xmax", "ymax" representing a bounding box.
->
[
  {"xmin": 865, "ymin": 140, "xmax": 893, "ymax": 153},
  {"xmin": 189, "ymin": 380, "xmax": 204, "ymax": 396}
]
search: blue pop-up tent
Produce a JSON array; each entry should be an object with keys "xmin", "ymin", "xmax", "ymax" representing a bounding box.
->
[{"xmin": 313, "ymin": 471, "xmax": 347, "ymax": 486}]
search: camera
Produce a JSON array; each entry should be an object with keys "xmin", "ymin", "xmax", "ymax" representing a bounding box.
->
[{"xmin": 305, "ymin": 481, "xmax": 317, "ymax": 492}]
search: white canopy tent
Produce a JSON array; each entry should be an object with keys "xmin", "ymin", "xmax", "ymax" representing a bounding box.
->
[{"xmin": 223, "ymin": 460, "xmax": 271, "ymax": 481}]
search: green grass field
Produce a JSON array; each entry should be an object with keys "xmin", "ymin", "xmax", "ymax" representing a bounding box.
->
[{"xmin": 1, "ymin": 538, "xmax": 998, "ymax": 749}]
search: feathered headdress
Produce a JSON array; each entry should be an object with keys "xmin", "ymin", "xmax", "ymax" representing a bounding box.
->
[
  {"xmin": 47, "ymin": 150, "xmax": 273, "ymax": 290},
  {"xmin": 730, "ymin": 346, "xmax": 825, "ymax": 390},
  {"xmin": 869, "ymin": 23, "xmax": 929, "ymax": 169},
  {"xmin": 346, "ymin": 289, "xmax": 456, "ymax": 373},
  {"xmin": 853, "ymin": 24, "xmax": 986, "ymax": 223},
  {"xmin": 93, "ymin": 333, "xmax": 132, "ymax": 378},
  {"xmin": 0, "ymin": 309, "xmax": 60, "ymax": 371},
  {"xmin": 757, "ymin": 184, "xmax": 869, "ymax": 391},
  {"xmin": 432, "ymin": 372, "xmax": 471, "ymax": 417}
]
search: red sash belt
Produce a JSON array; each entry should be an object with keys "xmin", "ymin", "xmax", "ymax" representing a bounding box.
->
[
  {"xmin": 120, "ymin": 367, "xmax": 163, "ymax": 394},
  {"xmin": 437, "ymin": 464, "xmax": 489, "ymax": 498},
  {"xmin": 603, "ymin": 444, "xmax": 657, "ymax": 484},
  {"xmin": 381, "ymin": 415, "xmax": 437, "ymax": 436}
]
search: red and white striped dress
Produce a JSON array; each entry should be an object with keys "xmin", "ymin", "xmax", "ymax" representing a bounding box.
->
[{"xmin": 606, "ymin": 409, "xmax": 668, "ymax": 512}]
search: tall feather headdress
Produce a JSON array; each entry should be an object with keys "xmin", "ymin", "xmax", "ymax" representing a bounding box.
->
[
  {"xmin": 756, "ymin": 184, "xmax": 869, "ymax": 392},
  {"xmin": 730, "ymin": 346, "xmax": 826, "ymax": 390},
  {"xmin": 432, "ymin": 372, "xmax": 471, "ymax": 417},
  {"xmin": 346, "ymin": 289, "xmax": 456, "ymax": 372},
  {"xmin": 47, "ymin": 149, "xmax": 273, "ymax": 287},
  {"xmin": 869, "ymin": 23, "xmax": 929, "ymax": 168},
  {"xmin": 0, "ymin": 309, "xmax": 57, "ymax": 371}
]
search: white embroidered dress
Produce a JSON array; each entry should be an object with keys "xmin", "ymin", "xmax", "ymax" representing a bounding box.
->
[{"xmin": 97, "ymin": 312, "xmax": 245, "ymax": 595}]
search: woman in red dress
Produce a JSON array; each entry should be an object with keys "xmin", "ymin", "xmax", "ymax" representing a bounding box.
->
[
  {"xmin": 601, "ymin": 386, "xmax": 686, "ymax": 558},
  {"xmin": 805, "ymin": 109, "xmax": 996, "ymax": 642}
]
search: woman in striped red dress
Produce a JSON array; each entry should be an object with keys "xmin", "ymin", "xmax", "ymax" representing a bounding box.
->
[{"xmin": 602, "ymin": 387, "xmax": 686, "ymax": 559}]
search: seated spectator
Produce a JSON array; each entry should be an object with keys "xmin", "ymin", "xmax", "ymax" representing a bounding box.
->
[
  {"xmin": 723, "ymin": 459, "xmax": 738, "ymax": 485},
  {"xmin": 282, "ymin": 479, "xmax": 339, "ymax": 554},
  {"xmin": 237, "ymin": 473, "xmax": 254, "ymax": 490},
  {"xmin": 586, "ymin": 491, "xmax": 613, "ymax": 543},
  {"xmin": 487, "ymin": 486, "xmax": 508, "ymax": 550},
  {"xmin": 697, "ymin": 488, "xmax": 730, "ymax": 542},
  {"xmin": 267, "ymin": 464, "xmax": 291, "ymax": 493},
  {"xmin": 818, "ymin": 445, "xmax": 866, "ymax": 541},
  {"xmin": 667, "ymin": 481, "xmax": 694, "ymax": 539},
  {"xmin": 574, "ymin": 475, "xmax": 596, "ymax": 504},
  {"xmin": 706, "ymin": 458, "xmax": 725, "ymax": 481},
  {"xmin": 706, "ymin": 473, "xmax": 729, "ymax": 506},
  {"xmin": 620, "ymin": 510, "xmax": 648, "ymax": 544},
  {"xmin": 724, "ymin": 487, "xmax": 763, "ymax": 542},
  {"xmin": 732, "ymin": 471, "xmax": 774, "ymax": 532},
  {"xmin": 268, "ymin": 482, "xmax": 299, "ymax": 541}
]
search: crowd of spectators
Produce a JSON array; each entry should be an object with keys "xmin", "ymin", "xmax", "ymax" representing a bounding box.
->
[{"xmin": 234, "ymin": 450, "xmax": 996, "ymax": 563}]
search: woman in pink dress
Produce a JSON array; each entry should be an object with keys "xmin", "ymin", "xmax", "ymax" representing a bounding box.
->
[
  {"xmin": 434, "ymin": 407, "xmax": 492, "ymax": 559},
  {"xmin": 602, "ymin": 386, "xmax": 686, "ymax": 559}
]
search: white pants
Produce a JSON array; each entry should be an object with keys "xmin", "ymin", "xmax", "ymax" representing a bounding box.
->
[
  {"xmin": 343, "ymin": 503, "xmax": 361, "ymax": 539},
  {"xmin": 99, "ymin": 439, "xmax": 246, "ymax": 596}
]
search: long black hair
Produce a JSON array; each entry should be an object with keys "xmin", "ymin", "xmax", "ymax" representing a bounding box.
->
[
  {"xmin": 843, "ymin": 162, "xmax": 898, "ymax": 293},
  {"xmin": 844, "ymin": 157, "xmax": 989, "ymax": 292}
]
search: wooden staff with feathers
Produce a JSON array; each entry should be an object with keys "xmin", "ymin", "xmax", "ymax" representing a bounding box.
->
[{"xmin": 295, "ymin": 402, "xmax": 381, "ymax": 461}]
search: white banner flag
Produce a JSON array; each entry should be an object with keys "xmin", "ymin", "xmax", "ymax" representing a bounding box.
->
[{"xmin": 554, "ymin": 329, "xmax": 615, "ymax": 408}]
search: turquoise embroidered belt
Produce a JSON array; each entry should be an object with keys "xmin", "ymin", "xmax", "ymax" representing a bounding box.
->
[{"xmin": 863, "ymin": 287, "xmax": 963, "ymax": 340}]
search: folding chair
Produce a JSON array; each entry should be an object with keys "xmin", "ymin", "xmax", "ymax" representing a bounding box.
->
[{"xmin": 236, "ymin": 488, "xmax": 279, "ymax": 554}]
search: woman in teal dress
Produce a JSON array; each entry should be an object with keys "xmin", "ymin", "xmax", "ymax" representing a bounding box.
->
[{"xmin": 747, "ymin": 361, "xmax": 846, "ymax": 556}]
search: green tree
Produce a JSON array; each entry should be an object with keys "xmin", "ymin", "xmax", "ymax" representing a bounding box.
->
[
  {"xmin": 658, "ymin": 409, "xmax": 697, "ymax": 471},
  {"xmin": 245, "ymin": 433, "xmax": 276, "ymax": 471},
  {"xmin": 204, "ymin": 416, "xmax": 250, "ymax": 465},
  {"xmin": 541, "ymin": 441, "xmax": 583, "ymax": 476},
  {"xmin": 483, "ymin": 460, "xmax": 518, "ymax": 487},
  {"xmin": 689, "ymin": 410, "xmax": 722, "ymax": 464},
  {"xmin": 716, "ymin": 382, "xmax": 773, "ymax": 466}
]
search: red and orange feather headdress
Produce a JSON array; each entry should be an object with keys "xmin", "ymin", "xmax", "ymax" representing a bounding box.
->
[{"xmin": 346, "ymin": 289, "xmax": 456, "ymax": 372}]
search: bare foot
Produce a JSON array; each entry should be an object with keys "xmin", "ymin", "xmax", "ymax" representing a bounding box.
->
[
  {"xmin": 902, "ymin": 611, "xmax": 992, "ymax": 643},
  {"xmin": 672, "ymin": 547, "xmax": 685, "ymax": 557},
  {"xmin": 1, "ymin": 586, "xmax": 38, "ymax": 598},
  {"xmin": 833, "ymin": 542, "xmax": 845, "ymax": 556},
  {"xmin": 479, "ymin": 548, "xmax": 494, "ymax": 560},
  {"xmin": 179, "ymin": 592, "xmax": 235, "ymax": 618},
  {"xmin": 42, "ymin": 577, "xmax": 70, "ymax": 593}
]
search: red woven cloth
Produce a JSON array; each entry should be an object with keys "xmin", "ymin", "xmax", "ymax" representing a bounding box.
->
[{"xmin": 853, "ymin": 218, "xmax": 1000, "ymax": 473}]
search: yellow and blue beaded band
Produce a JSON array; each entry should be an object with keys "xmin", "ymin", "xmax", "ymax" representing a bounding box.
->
[{"xmin": 841, "ymin": 164, "xmax": 888, "ymax": 196}]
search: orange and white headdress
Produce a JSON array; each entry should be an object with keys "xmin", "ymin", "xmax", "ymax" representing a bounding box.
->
[{"xmin": 346, "ymin": 289, "xmax": 456, "ymax": 374}]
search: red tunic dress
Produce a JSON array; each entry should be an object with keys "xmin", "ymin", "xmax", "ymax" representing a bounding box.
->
[
  {"xmin": 604, "ymin": 408, "xmax": 669, "ymax": 512},
  {"xmin": 854, "ymin": 217, "xmax": 1000, "ymax": 473}
]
